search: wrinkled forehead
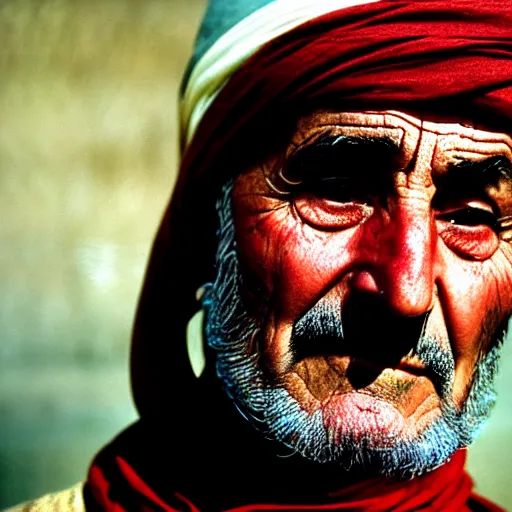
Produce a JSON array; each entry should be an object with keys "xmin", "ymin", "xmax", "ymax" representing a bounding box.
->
[{"xmin": 289, "ymin": 110, "xmax": 512, "ymax": 173}]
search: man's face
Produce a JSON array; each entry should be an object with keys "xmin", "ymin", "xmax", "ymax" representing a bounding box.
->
[{"xmin": 205, "ymin": 110, "xmax": 512, "ymax": 477}]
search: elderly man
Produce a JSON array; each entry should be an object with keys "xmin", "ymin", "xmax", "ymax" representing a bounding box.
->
[{"xmin": 13, "ymin": 0, "xmax": 512, "ymax": 510}]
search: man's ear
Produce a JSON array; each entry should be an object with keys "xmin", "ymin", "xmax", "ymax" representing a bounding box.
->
[{"xmin": 186, "ymin": 289, "xmax": 207, "ymax": 378}]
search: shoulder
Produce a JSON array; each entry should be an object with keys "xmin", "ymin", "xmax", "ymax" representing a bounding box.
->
[
  {"xmin": 5, "ymin": 483, "xmax": 85, "ymax": 512},
  {"xmin": 468, "ymin": 492, "xmax": 507, "ymax": 512}
]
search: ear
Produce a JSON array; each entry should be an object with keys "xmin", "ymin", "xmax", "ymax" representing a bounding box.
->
[{"xmin": 187, "ymin": 309, "xmax": 206, "ymax": 378}]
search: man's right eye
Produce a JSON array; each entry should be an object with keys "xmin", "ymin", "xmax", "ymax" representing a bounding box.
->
[
  {"xmin": 293, "ymin": 189, "xmax": 372, "ymax": 230},
  {"xmin": 304, "ymin": 176, "xmax": 363, "ymax": 203}
]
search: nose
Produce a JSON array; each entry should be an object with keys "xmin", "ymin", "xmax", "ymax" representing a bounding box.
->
[{"xmin": 353, "ymin": 201, "xmax": 436, "ymax": 317}]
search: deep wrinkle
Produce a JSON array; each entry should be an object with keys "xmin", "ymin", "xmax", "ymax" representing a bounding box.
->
[
  {"xmin": 234, "ymin": 119, "xmax": 510, "ymax": 396},
  {"xmin": 272, "ymin": 126, "xmax": 511, "ymax": 243},
  {"xmin": 203, "ymin": 178, "xmax": 506, "ymax": 478},
  {"xmin": 206, "ymin": 109, "xmax": 512, "ymax": 478}
]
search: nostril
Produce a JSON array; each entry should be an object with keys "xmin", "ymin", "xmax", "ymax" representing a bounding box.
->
[{"xmin": 351, "ymin": 270, "xmax": 380, "ymax": 294}]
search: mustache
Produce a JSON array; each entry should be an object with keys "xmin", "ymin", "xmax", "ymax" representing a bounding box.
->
[{"xmin": 290, "ymin": 294, "xmax": 454, "ymax": 395}]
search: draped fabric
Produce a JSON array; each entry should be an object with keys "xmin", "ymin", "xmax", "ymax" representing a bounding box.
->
[
  {"xmin": 180, "ymin": 0, "xmax": 381, "ymax": 145},
  {"xmin": 182, "ymin": 0, "xmax": 512, "ymax": 187},
  {"xmin": 105, "ymin": 2, "xmax": 512, "ymax": 511},
  {"xmin": 85, "ymin": 440, "xmax": 504, "ymax": 511}
]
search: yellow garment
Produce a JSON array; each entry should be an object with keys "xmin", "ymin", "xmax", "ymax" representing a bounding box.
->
[{"xmin": 5, "ymin": 483, "xmax": 84, "ymax": 512}]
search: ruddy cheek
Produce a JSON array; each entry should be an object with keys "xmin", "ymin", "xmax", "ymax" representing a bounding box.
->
[{"xmin": 438, "ymin": 222, "xmax": 500, "ymax": 260}]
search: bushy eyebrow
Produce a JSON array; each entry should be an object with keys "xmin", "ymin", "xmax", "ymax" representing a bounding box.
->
[
  {"xmin": 305, "ymin": 133, "xmax": 400, "ymax": 155},
  {"xmin": 305, "ymin": 133, "xmax": 399, "ymax": 150},
  {"xmin": 287, "ymin": 134, "xmax": 400, "ymax": 179},
  {"xmin": 448, "ymin": 156, "xmax": 512, "ymax": 188}
]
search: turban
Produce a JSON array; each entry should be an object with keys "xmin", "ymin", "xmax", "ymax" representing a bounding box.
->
[{"xmin": 131, "ymin": 0, "xmax": 512, "ymax": 418}]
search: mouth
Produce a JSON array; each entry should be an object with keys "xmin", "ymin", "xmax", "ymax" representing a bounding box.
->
[
  {"xmin": 285, "ymin": 353, "xmax": 442, "ymax": 441},
  {"xmin": 289, "ymin": 293, "xmax": 433, "ymax": 388},
  {"xmin": 290, "ymin": 327, "xmax": 432, "ymax": 391},
  {"xmin": 346, "ymin": 354, "xmax": 434, "ymax": 385},
  {"xmin": 278, "ymin": 293, "xmax": 447, "ymax": 437}
]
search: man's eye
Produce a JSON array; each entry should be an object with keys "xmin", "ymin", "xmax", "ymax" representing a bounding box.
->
[
  {"xmin": 293, "ymin": 176, "xmax": 372, "ymax": 230},
  {"xmin": 297, "ymin": 175, "xmax": 371, "ymax": 205},
  {"xmin": 308, "ymin": 177, "xmax": 359, "ymax": 202},
  {"xmin": 437, "ymin": 207, "xmax": 499, "ymax": 230},
  {"xmin": 437, "ymin": 206, "xmax": 500, "ymax": 260}
]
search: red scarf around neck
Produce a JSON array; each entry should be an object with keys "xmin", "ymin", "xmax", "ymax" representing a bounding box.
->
[{"xmin": 85, "ymin": 444, "xmax": 503, "ymax": 511}]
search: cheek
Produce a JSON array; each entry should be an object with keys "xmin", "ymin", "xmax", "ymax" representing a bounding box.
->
[
  {"xmin": 423, "ymin": 246, "xmax": 512, "ymax": 405},
  {"xmin": 439, "ymin": 247, "xmax": 512, "ymax": 368},
  {"xmin": 234, "ymin": 205, "xmax": 358, "ymax": 320},
  {"xmin": 438, "ymin": 222, "xmax": 499, "ymax": 260}
]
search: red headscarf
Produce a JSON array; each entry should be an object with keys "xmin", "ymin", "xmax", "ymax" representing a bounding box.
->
[{"xmin": 88, "ymin": 2, "xmax": 512, "ymax": 511}]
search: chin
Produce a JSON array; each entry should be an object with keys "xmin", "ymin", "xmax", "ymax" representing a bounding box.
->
[
  {"xmin": 208, "ymin": 328, "xmax": 500, "ymax": 479},
  {"xmin": 261, "ymin": 343, "xmax": 500, "ymax": 479},
  {"xmin": 203, "ymin": 181, "xmax": 504, "ymax": 479}
]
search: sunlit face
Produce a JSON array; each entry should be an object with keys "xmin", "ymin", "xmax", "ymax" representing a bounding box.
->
[{"xmin": 204, "ymin": 110, "xmax": 512, "ymax": 477}]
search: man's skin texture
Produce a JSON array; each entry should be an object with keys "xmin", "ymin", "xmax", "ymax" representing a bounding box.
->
[{"xmin": 230, "ymin": 110, "xmax": 512, "ymax": 455}]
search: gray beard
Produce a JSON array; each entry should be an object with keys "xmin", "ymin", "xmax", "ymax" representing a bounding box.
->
[{"xmin": 202, "ymin": 180, "xmax": 506, "ymax": 479}]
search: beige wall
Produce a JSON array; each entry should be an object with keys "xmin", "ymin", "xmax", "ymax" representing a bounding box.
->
[
  {"xmin": 0, "ymin": 1, "xmax": 510, "ymax": 509},
  {"xmin": 0, "ymin": 0, "xmax": 205, "ymax": 506}
]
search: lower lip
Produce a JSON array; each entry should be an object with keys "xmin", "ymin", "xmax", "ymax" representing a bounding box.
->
[{"xmin": 323, "ymin": 392, "xmax": 406, "ymax": 445}]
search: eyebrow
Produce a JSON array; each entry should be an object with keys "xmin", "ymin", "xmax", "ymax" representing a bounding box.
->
[
  {"xmin": 287, "ymin": 134, "xmax": 400, "ymax": 179},
  {"xmin": 447, "ymin": 155, "xmax": 512, "ymax": 188},
  {"xmin": 288, "ymin": 136, "xmax": 512, "ymax": 194},
  {"xmin": 305, "ymin": 133, "xmax": 400, "ymax": 155}
]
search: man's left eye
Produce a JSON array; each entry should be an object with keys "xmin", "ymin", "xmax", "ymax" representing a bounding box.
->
[
  {"xmin": 436, "ymin": 207, "xmax": 499, "ymax": 230},
  {"xmin": 436, "ymin": 204, "xmax": 501, "ymax": 260}
]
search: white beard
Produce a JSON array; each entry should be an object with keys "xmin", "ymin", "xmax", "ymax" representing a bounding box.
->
[{"xmin": 202, "ymin": 180, "xmax": 504, "ymax": 479}]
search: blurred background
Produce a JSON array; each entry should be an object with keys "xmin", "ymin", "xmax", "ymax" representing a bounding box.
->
[
  {"xmin": 0, "ymin": 0, "xmax": 511, "ymax": 509},
  {"xmin": 0, "ymin": 0, "xmax": 205, "ymax": 507}
]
